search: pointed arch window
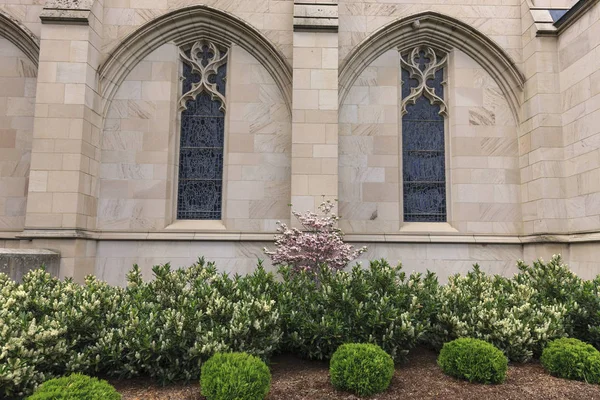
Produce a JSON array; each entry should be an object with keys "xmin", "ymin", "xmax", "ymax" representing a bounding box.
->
[
  {"xmin": 177, "ymin": 40, "xmax": 228, "ymax": 220},
  {"xmin": 400, "ymin": 46, "xmax": 448, "ymax": 222}
]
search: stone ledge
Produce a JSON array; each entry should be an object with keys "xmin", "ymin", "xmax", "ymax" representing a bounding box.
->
[
  {"xmin": 294, "ymin": 3, "xmax": 338, "ymax": 32},
  {"xmin": 6, "ymin": 229, "xmax": 600, "ymax": 245},
  {"xmin": 40, "ymin": 0, "xmax": 93, "ymax": 24},
  {"xmin": 40, "ymin": 9, "xmax": 91, "ymax": 25}
]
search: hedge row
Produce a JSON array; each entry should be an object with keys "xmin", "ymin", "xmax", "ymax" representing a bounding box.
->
[{"xmin": 2, "ymin": 255, "xmax": 599, "ymax": 397}]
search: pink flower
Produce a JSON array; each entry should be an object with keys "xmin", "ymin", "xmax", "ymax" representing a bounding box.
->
[{"xmin": 264, "ymin": 200, "xmax": 367, "ymax": 272}]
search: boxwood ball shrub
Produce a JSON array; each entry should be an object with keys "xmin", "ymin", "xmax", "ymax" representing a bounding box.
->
[
  {"xmin": 438, "ymin": 338, "xmax": 508, "ymax": 384},
  {"xmin": 27, "ymin": 374, "xmax": 121, "ymax": 400},
  {"xmin": 201, "ymin": 352, "xmax": 271, "ymax": 400},
  {"xmin": 541, "ymin": 338, "xmax": 600, "ymax": 383},
  {"xmin": 330, "ymin": 343, "xmax": 395, "ymax": 397}
]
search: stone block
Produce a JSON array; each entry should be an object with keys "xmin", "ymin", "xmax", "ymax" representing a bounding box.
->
[{"xmin": 0, "ymin": 248, "xmax": 60, "ymax": 282}]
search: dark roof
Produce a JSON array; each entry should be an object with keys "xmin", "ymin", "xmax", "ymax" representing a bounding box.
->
[
  {"xmin": 549, "ymin": 9, "xmax": 569, "ymax": 22},
  {"xmin": 554, "ymin": 0, "xmax": 596, "ymax": 28}
]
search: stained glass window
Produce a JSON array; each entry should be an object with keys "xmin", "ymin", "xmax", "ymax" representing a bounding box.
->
[
  {"xmin": 177, "ymin": 42, "xmax": 227, "ymax": 220},
  {"xmin": 401, "ymin": 48, "xmax": 447, "ymax": 222}
]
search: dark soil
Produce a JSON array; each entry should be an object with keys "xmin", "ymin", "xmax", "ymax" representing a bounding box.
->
[{"xmin": 111, "ymin": 348, "xmax": 600, "ymax": 400}]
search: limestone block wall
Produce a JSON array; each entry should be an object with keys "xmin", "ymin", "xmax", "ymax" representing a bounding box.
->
[
  {"xmin": 519, "ymin": 0, "xmax": 565, "ymax": 234},
  {"xmin": 559, "ymin": 1, "xmax": 600, "ymax": 232},
  {"xmin": 94, "ymin": 238, "xmax": 600, "ymax": 286},
  {"xmin": 338, "ymin": 0, "xmax": 523, "ymax": 65},
  {"xmin": 101, "ymin": 0, "xmax": 294, "ymax": 62},
  {"xmin": 339, "ymin": 50, "xmax": 400, "ymax": 233},
  {"xmin": 0, "ymin": 2, "xmax": 43, "ymax": 38},
  {"xmin": 2, "ymin": 0, "xmax": 600, "ymax": 284},
  {"xmin": 99, "ymin": 43, "xmax": 178, "ymax": 230},
  {"xmin": 98, "ymin": 43, "xmax": 291, "ymax": 231},
  {"xmin": 339, "ymin": 49, "xmax": 521, "ymax": 234},
  {"xmin": 0, "ymin": 37, "xmax": 36, "ymax": 231},
  {"xmin": 449, "ymin": 51, "xmax": 521, "ymax": 234}
]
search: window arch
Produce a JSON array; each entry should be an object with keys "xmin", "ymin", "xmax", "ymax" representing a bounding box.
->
[
  {"xmin": 176, "ymin": 40, "xmax": 228, "ymax": 220},
  {"xmin": 400, "ymin": 46, "xmax": 448, "ymax": 222}
]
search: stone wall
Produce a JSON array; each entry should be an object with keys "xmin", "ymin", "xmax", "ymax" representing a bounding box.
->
[
  {"xmin": 559, "ymin": 1, "xmax": 600, "ymax": 232},
  {"xmin": 339, "ymin": 49, "xmax": 521, "ymax": 234},
  {"xmin": 1, "ymin": 0, "xmax": 600, "ymax": 284},
  {"xmin": 338, "ymin": 0, "xmax": 523, "ymax": 64},
  {"xmin": 0, "ymin": 3, "xmax": 42, "ymax": 38},
  {"xmin": 0, "ymin": 37, "xmax": 36, "ymax": 231},
  {"xmin": 93, "ymin": 238, "xmax": 600, "ymax": 286},
  {"xmin": 98, "ymin": 43, "xmax": 291, "ymax": 231},
  {"xmin": 101, "ymin": 0, "xmax": 294, "ymax": 62}
]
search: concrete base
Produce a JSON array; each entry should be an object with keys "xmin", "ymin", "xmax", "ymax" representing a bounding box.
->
[{"xmin": 0, "ymin": 248, "xmax": 60, "ymax": 282}]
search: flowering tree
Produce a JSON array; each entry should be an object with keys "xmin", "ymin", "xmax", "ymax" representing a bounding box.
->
[{"xmin": 264, "ymin": 200, "xmax": 367, "ymax": 273}]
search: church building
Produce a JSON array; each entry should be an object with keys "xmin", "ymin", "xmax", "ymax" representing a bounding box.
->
[{"xmin": 0, "ymin": 0, "xmax": 599, "ymax": 284}]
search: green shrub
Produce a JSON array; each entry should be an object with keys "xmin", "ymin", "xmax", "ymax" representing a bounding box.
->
[
  {"xmin": 0, "ymin": 259, "xmax": 281, "ymax": 397},
  {"xmin": 278, "ymin": 259, "xmax": 433, "ymax": 361},
  {"xmin": 200, "ymin": 353, "xmax": 271, "ymax": 400},
  {"xmin": 541, "ymin": 338, "xmax": 600, "ymax": 383},
  {"xmin": 516, "ymin": 255, "xmax": 600, "ymax": 349},
  {"xmin": 428, "ymin": 265, "xmax": 566, "ymax": 362},
  {"xmin": 438, "ymin": 338, "xmax": 507, "ymax": 384},
  {"xmin": 330, "ymin": 343, "xmax": 394, "ymax": 396},
  {"xmin": 89, "ymin": 260, "xmax": 281, "ymax": 383},
  {"xmin": 27, "ymin": 374, "xmax": 120, "ymax": 399}
]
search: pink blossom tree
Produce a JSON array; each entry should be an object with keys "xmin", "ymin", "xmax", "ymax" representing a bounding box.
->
[{"xmin": 263, "ymin": 200, "xmax": 367, "ymax": 273}]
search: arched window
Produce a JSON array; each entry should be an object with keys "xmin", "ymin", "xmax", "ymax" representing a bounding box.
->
[
  {"xmin": 177, "ymin": 40, "xmax": 228, "ymax": 220},
  {"xmin": 400, "ymin": 46, "xmax": 448, "ymax": 222}
]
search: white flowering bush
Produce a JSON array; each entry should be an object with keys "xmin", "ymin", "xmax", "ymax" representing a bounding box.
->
[
  {"xmin": 515, "ymin": 254, "xmax": 600, "ymax": 349},
  {"xmin": 278, "ymin": 259, "xmax": 431, "ymax": 361},
  {"xmin": 0, "ymin": 259, "xmax": 281, "ymax": 397},
  {"xmin": 86, "ymin": 260, "xmax": 281, "ymax": 383},
  {"xmin": 428, "ymin": 265, "xmax": 566, "ymax": 362}
]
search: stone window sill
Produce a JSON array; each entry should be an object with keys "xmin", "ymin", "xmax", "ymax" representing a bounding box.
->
[
  {"xmin": 399, "ymin": 222, "xmax": 458, "ymax": 233},
  {"xmin": 164, "ymin": 220, "xmax": 226, "ymax": 231}
]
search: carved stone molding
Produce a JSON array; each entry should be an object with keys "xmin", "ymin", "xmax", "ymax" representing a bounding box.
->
[
  {"xmin": 40, "ymin": 0, "xmax": 94, "ymax": 25},
  {"xmin": 179, "ymin": 40, "xmax": 228, "ymax": 112},
  {"xmin": 0, "ymin": 11, "xmax": 40, "ymax": 67},
  {"xmin": 400, "ymin": 46, "xmax": 448, "ymax": 117},
  {"xmin": 293, "ymin": 2, "xmax": 338, "ymax": 32},
  {"xmin": 98, "ymin": 5, "xmax": 292, "ymax": 120},
  {"xmin": 9, "ymin": 228, "xmax": 600, "ymax": 246},
  {"xmin": 339, "ymin": 12, "xmax": 525, "ymax": 124}
]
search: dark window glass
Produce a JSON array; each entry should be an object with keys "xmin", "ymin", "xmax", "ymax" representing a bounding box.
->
[
  {"xmin": 177, "ymin": 47, "xmax": 226, "ymax": 220},
  {"xmin": 401, "ymin": 52, "xmax": 446, "ymax": 222}
]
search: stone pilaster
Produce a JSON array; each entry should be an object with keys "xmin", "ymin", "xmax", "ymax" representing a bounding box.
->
[
  {"xmin": 520, "ymin": 1, "xmax": 567, "ymax": 234},
  {"xmin": 291, "ymin": 1, "xmax": 339, "ymax": 216},
  {"xmin": 21, "ymin": 0, "xmax": 104, "ymax": 281}
]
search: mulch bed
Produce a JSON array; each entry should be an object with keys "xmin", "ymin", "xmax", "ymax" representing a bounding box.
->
[{"xmin": 111, "ymin": 348, "xmax": 600, "ymax": 400}]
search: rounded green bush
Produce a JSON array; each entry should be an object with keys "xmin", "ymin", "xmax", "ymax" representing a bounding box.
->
[
  {"xmin": 541, "ymin": 338, "xmax": 600, "ymax": 383},
  {"xmin": 27, "ymin": 373, "xmax": 121, "ymax": 400},
  {"xmin": 329, "ymin": 343, "xmax": 395, "ymax": 396},
  {"xmin": 200, "ymin": 352, "xmax": 271, "ymax": 400},
  {"xmin": 438, "ymin": 338, "xmax": 508, "ymax": 384}
]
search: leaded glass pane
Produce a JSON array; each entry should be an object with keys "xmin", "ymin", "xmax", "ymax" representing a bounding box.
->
[
  {"xmin": 401, "ymin": 48, "xmax": 447, "ymax": 223},
  {"xmin": 177, "ymin": 180, "xmax": 222, "ymax": 220},
  {"xmin": 177, "ymin": 43, "xmax": 226, "ymax": 220},
  {"xmin": 403, "ymin": 182, "xmax": 446, "ymax": 222}
]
